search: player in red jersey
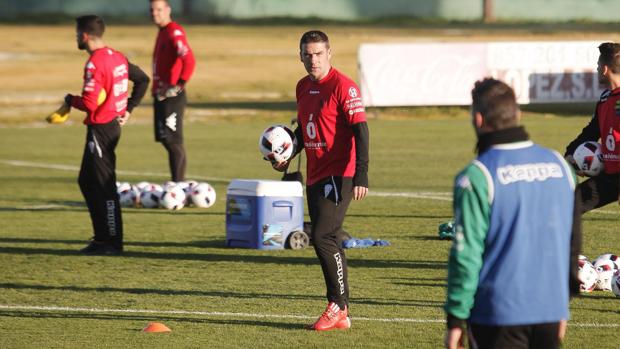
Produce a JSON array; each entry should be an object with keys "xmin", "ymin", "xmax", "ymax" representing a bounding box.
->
[
  {"xmin": 273, "ymin": 30, "xmax": 370, "ymax": 331},
  {"xmin": 565, "ymin": 43, "xmax": 620, "ymax": 213},
  {"xmin": 63, "ymin": 15, "xmax": 149, "ymax": 255},
  {"xmin": 150, "ymin": 0, "xmax": 196, "ymax": 181}
]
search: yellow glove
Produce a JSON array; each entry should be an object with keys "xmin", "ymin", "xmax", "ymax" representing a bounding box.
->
[{"xmin": 45, "ymin": 102, "xmax": 71, "ymax": 124}]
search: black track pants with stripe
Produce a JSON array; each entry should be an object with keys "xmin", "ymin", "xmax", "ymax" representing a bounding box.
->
[
  {"xmin": 307, "ymin": 176, "xmax": 353, "ymax": 309},
  {"xmin": 78, "ymin": 121, "xmax": 123, "ymax": 249}
]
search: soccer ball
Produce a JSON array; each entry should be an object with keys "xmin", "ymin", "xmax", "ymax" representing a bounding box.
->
[
  {"xmin": 163, "ymin": 181, "xmax": 177, "ymax": 191},
  {"xmin": 160, "ymin": 185, "xmax": 186, "ymax": 210},
  {"xmin": 612, "ymin": 274, "xmax": 620, "ymax": 297},
  {"xmin": 140, "ymin": 184, "xmax": 163, "ymax": 208},
  {"xmin": 118, "ymin": 183, "xmax": 140, "ymax": 208},
  {"xmin": 258, "ymin": 125, "xmax": 295, "ymax": 163},
  {"xmin": 573, "ymin": 141, "xmax": 604, "ymax": 176},
  {"xmin": 190, "ymin": 182, "xmax": 216, "ymax": 208},
  {"xmin": 594, "ymin": 259, "xmax": 617, "ymax": 291},
  {"xmin": 578, "ymin": 259, "xmax": 598, "ymax": 293},
  {"xmin": 135, "ymin": 181, "xmax": 151, "ymax": 192},
  {"xmin": 593, "ymin": 253, "xmax": 620, "ymax": 270}
]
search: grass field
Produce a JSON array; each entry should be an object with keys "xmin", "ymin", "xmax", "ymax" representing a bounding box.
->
[{"xmin": 1, "ymin": 24, "xmax": 620, "ymax": 348}]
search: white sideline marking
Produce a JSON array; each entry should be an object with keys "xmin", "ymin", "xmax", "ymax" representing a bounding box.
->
[
  {"xmin": 0, "ymin": 304, "xmax": 442, "ymax": 324},
  {"xmin": 3, "ymin": 158, "xmax": 620, "ymax": 212},
  {"xmin": 0, "ymin": 159, "xmax": 227, "ymax": 182},
  {"xmin": 0, "ymin": 305, "xmax": 617, "ymax": 328}
]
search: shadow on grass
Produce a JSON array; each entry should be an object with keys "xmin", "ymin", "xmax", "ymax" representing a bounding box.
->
[
  {"xmin": 0, "ymin": 245, "xmax": 446, "ymax": 269},
  {"xmin": 0, "ymin": 311, "xmax": 308, "ymax": 330},
  {"xmin": 0, "ymin": 282, "xmax": 443, "ymax": 309},
  {"xmin": 0, "ymin": 237, "xmax": 228, "ymax": 248}
]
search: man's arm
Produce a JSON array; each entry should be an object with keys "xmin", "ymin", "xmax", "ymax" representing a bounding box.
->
[
  {"xmin": 565, "ymin": 110, "xmax": 600, "ymax": 158},
  {"xmin": 352, "ymin": 121, "xmax": 369, "ymax": 189},
  {"xmin": 173, "ymin": 27, "xmax": 195, "ymax": 87},
  {"xmin": 126, "ymin": 62, "xmax": 150, "ymax": 114},
  {"xmin": 445, "ymin": 163, "xmax": 490, "ymax": 329},
  {"xmin": 68, "ymin": 60, "xmax": 104, "ymax": 113}
]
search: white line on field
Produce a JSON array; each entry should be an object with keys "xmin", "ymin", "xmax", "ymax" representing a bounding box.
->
[
  {"xmin": 0, "ymin": 304, "xmax": 441, "ymax": 324},
  {"xmin": 0, "ymin": 305, "xmax": 617, "ymax": 328},
  {"xmin": 0, "ymin": 159, "xmax": 228, "ymax": 182},
  {"xmin": 3, "ymin": 159, "xmax": 620, "ymax": 211}
]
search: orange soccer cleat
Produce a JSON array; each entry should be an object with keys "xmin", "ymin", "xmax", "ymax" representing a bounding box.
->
[{"xmin": 310, "ymin": 302, "xmax": 351, "ymax": 331}]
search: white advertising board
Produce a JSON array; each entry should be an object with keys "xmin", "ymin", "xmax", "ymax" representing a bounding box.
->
[{"xmin": 358, "ymin": 41, "xmax": 605, "ymax": 106}]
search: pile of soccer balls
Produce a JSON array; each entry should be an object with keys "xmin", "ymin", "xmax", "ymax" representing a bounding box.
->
[
  {"xmin": 578, "ymin": 254, "xmax": 620, "ymax": 296},
  {"xmin": 116, "ymin": 180, "xmax": 216, "ymax": 210}
]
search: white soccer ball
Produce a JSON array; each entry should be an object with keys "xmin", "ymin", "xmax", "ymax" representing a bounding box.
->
[
  {"xmin": 160, "ymin": 185, "xmax": 187, "ymax": 210},
  {"xmin": 118, "ymin": 183, "xmax": 140, "ymax": 208},
  {"xmin": 594, "ymin": 259, "xmax": 617, "ymax": 291},
  {"xmin": 163, "ymin": 181, "xmax": 177, "ymax": 191},
  {"xmin": 190, "ymin": 182, "xmax": 216, "ymax": 208},
  {"xmin": 259, "ymin": 125, "xmax": 295, "ymax": 163},
  {"xmin": 140, "ymin": 184, "xmax": 163, "ymax": 208},
  {"xmin": 578, "ymin": 259, "xmax": 598, "ymax": 293},
  {"xmin": 612, "ymin": 274, "xmax": 620, "ymax": 297},
  {"xmin": 593, "ymin": 253, "xmax": 620, "ymax": 271},
  {"xmin": 573, "ymin": 141, "xmax": 604, "ymax": 176},
  {"xmin": 135, "ymin": 181, "xmax": 151, "ymax": 192}
]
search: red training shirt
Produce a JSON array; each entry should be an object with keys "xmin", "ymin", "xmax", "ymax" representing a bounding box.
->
[
  {"xmin": 70, "ymin": 47, "xmax": 129, "ymax": 125},
  {"xmin": 152, "ymin": 21, "xmax": 195, "ymax": 95},
  {"xmin": 597, "ymin": 87, "xmax": 620, "ymax": 173},
  {"xmin": 296, "ymin": 67, "xmax": 367, "ymax": 185}
]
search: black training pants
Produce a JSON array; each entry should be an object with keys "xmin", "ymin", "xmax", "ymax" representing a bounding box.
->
[
  {"xmin": 576, "ymin": 172, "xmax": 619, "ymax": 214},
  {"xmin": 153, "ymin": 91, "xmax": 186, "ymax": 181},
  {"xmin": 78, "ymin": 121, "xmax": 123, "ymax": 249},
  {"xmin": 469, "ymin": 322, "xmax": 561, "ymax": 349},
  {"xmin": 307, "ymin": 176, "xmax": 353, "ymax": 308}
]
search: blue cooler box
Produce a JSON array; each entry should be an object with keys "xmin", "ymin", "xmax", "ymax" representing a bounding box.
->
[{"xmin": 226, "ymin": 179, "xmax": 304, "ymax": 249}]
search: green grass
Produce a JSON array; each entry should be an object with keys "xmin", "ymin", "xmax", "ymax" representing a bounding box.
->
[{"xmin": 0, "ymin": 114, "xmax": 619, "ymax": 348}]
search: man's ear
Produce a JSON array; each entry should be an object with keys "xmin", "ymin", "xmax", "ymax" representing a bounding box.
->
[{"xmin": 474, "ymin": 111, "xmax": 484, "ymax": 129}]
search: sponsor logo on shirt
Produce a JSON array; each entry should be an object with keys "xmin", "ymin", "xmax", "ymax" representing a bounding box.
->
[
  {"xmin": 173, "ymin": 29, "xmax": 184, "ymax": 37},
  {"xmin": 348, "ymin": 86, "xmax": 358, "ymax": 98},
  {"xmin": 497, "ymin": 162, "xmax": 563, "ymax": 185},
  {"xmin": 86, "ymin": 61, "xmax": 96, "ymax": 70},
  {"xmin": 309, "ymin": 90, "xmax": 320, "ymax": 95},
  {"xmin": 113, "ymin": 64, "xmax": 127, "ymax": 78}
]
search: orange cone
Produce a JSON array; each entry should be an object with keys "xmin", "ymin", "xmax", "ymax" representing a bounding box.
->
[{"xmin": 142, "ymin": 322, "xmax": 171, "ymax": 333}]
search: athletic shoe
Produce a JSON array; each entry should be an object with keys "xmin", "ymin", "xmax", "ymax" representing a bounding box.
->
[
  {"xmin": 80, "ymin": 241, "xmax": 122, "ymax": 255},
  {"xmin": 310, "ymin": 302, "xmax": 351, "ymax": 331}
]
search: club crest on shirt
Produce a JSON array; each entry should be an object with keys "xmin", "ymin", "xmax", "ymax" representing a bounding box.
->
[{"xmin": 348, "ymin": 87, "xmax": 358, "ymax": 98}]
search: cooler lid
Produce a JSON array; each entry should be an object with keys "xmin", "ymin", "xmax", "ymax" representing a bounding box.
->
[{"xmin": 227, "ymin": 179, "xmax": 303, "ymax": 197}]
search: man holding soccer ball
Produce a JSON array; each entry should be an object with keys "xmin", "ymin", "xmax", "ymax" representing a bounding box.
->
[
  {"xmin": 444, "ymin": 79, "xmax": 581, "ymax": 349},
  {"xmin": 63, "ymin": 15, "xmax": 149, "ymax": 255},
  {"xmin": 272, "ymin": 30, "xmax": 369, "ymax": 331},
  {"xmin": 565, "ymin": 42, "xmax": 620, "ymax": 213}
]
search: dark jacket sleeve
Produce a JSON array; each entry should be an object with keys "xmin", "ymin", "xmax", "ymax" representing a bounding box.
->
[
  {"xmin": 126, "ymin": 62, "xmax": 150, "ymax": 113},
  {"xmin": 352, "ymin": 121, "xmax": 369, "ymax": 188},
  {"xmin": 565, "ymin": 109, "xmax": 600, "ymax": 156},
  {"xmin": 569, "ymin": 189, "xmax": 583, "ymax": 297},
  {"xmin": 292, "ymin": 126, "xmax": 304, "ymax": 157}
]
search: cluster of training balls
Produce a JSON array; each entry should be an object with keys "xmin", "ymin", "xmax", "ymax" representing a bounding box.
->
[
  {"xmin": 116, "ymin": 180, "xmax": 216, "ymax": 210},
  {"xmin": 578, "ymin": 253, "xmax": 620, "ymax": 296}
]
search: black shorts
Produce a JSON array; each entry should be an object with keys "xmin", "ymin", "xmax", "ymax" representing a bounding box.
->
[
  {"xmin": 153, "ymin": 90, "xmax": 186, "ymax": 144},
  {"xmin": 469, "ymin": 322, "xmax": 561, "ymax": 349},
  {"xmin": 577, "ymin": 171, "xmax": 619, "ymax": 213}
]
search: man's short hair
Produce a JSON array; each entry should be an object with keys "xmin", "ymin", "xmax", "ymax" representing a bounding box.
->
[
  {"xmin": 598, "ymin": 42, "xmax": 620, "ymax": 74},
  {"xmin": 299, "ymin": 30, "xmax": 330, "ymax": 51},
  {"xmin": 76, "ymin": 15, "xmax": 105, "ymax": 38},
  {"xmin": 471, "ymin": 78, "xmax": 519, "ymax": 130}
]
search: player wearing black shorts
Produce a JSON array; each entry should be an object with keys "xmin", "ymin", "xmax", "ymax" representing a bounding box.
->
[
  {"xmin": 64, "ymin": 15, "xmax": 148, "ymax": 255},
  {"xmin": 565, "ymin": 43, "xmax": 620, "ymax": 213},
  {"xmin": 150, "ymin": 0, "xmax": 196, "ymax": 181},
  {"xmin": 273, "ymin": 30, "xmax": 370, "ymax": 331}
]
